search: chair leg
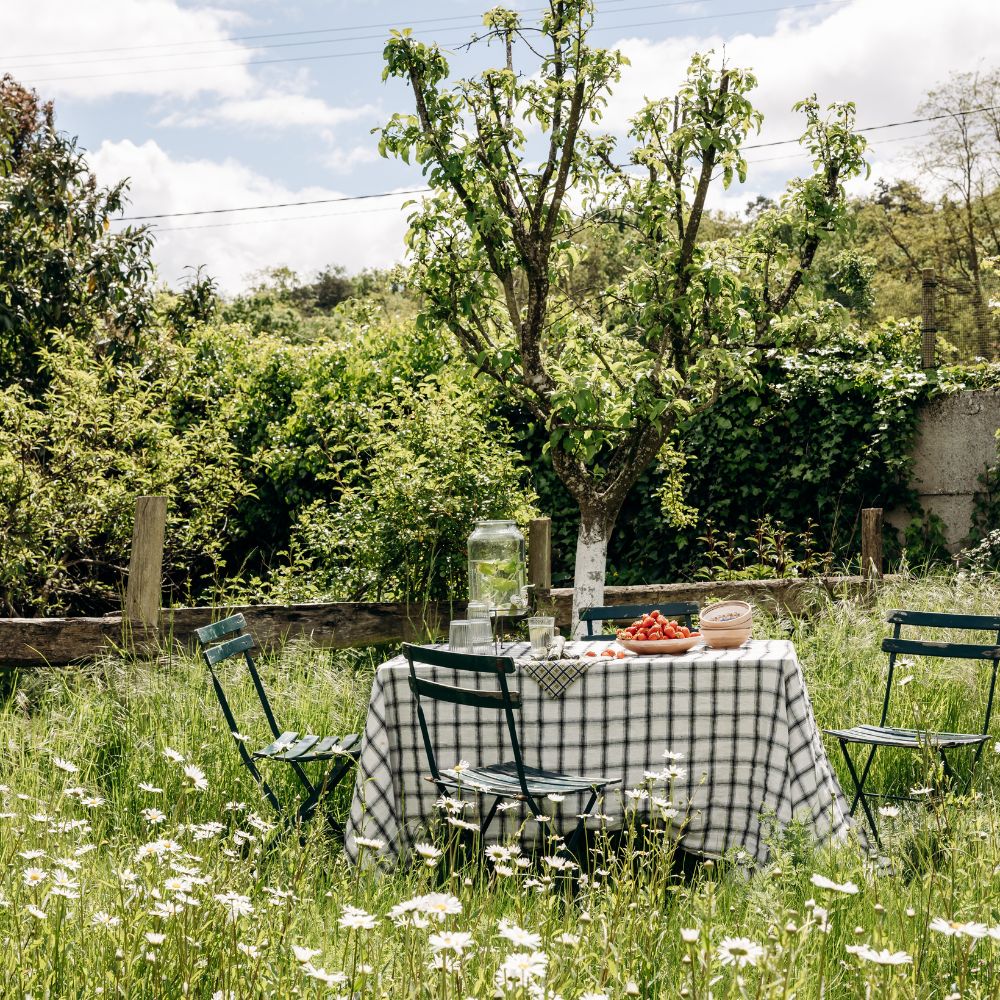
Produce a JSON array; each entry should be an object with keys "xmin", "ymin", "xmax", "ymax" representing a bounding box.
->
[
  {"xmin": 840, "ymin": 741, "xmax": 881, "ymax": 848},
  {"xmin": 237, "ymin": 745, "xmax": 283, "ymax": 815},
  {"xmin": 566, "ymin": 791, "xmax": 599, "ymax": 859},
  {"xmin": 479, "ymin": 797, "xmax": 501, "ymax": 840}
]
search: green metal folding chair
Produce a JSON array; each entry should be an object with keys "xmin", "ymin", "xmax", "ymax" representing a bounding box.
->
[
  {"xmin": 825, "ymin": 609, "xmax": 1000, "ymax": 846},
  {"xmin": 403, "ymin": 643, "xmax": 619, "ymax": 856},
  {"xmin": 578, "ymin": 602, "xmax": 700, "ymax": 639},
  {"xmin": 195, "ymin": 613, "xmax": 361, "ymax": 834}
]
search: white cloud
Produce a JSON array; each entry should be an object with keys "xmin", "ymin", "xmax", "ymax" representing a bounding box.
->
[
  {"xmin": 90, "ymin": 139, "xmax": 412, "ymax": 293},
  {"xmin": 1, "ymin": 0, "xmax": 255, "ymax": 100},
  {"xmin": 160, "ymin": 93, "xmax": 379, "ymax": 131},
  {"xmin": 323, "ymin": 144, "xmax": 381, "ymax": 174},
  {"xmin": 602, "ymin": 0, "xmax": 1000, "ymax": 204}
]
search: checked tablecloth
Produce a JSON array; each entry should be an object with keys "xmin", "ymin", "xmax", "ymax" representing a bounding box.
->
[{"xmin": 345, "ymin": 639, "xmax": 853, "ymax": 866}]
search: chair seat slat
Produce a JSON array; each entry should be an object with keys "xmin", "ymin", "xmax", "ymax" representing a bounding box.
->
[
  {"xmin": 825, "ymin": 724, "xmax": 989, "ymax": 748},
  {"xmin": 253, "ymin": 731, "xmax": 299, "ymax": 758},
  {"xmin": 273, "ymin": 734, "xmax": 322, "ymax": 760}
]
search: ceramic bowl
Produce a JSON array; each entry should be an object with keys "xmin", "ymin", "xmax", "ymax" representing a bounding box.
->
[
  {"xmin": 617, "ymin": 635, "xmax": 701, "ymax": 655},
  {"xmin": 701, "ymin": 626, "xmax": 751, "ymax": 649},
  {"xmin": 699, "ymin": 600, "xmax": 752, "ymax": 629}
]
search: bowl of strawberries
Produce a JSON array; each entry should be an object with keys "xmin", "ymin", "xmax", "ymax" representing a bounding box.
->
[{"xmin": 615, "ymin": 610, "xmax": 702, "ymax": 655}]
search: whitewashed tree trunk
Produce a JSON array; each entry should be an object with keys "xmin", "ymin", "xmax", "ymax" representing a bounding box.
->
[{"xmin": 571, "ymin": 513, "xmax": 611, "ymax": 635}]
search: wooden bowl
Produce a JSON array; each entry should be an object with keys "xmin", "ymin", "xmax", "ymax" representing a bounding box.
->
[{"xmin": 617, "ymin": 635, "xmax": 702, "ymax": 656}]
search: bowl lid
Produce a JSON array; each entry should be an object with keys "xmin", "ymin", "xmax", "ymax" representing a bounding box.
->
[{"xmin": 700, "ymin": 600, "xmax": 752, "ymax": 626}]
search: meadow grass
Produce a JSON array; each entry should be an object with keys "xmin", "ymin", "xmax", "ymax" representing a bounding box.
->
[{"xmin": 3, "ymin": 572, "xmax": 1000, "ymax": 998}]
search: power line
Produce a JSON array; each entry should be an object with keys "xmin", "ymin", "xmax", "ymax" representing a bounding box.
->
[
  {"xmin": 154, "ymin": 203, "xmax": 404, "ymax": 233},
  {"xmin": 115, "ymin": 108, "xmax": 990, "ymax": 224},
  {"xmin": 117, "ymin": 187, "xmax": 429, "ymax": 222},
  {"xmin": 136, "ymin": 131, "xmax": 939, "ymax": 232},
  {"xmin": 22, "ymin": 1, "xmax": 849, "ymax": 85},
  {"xmin": 1, "ymin": 0, "xmax": 701, "ymax": 68}
]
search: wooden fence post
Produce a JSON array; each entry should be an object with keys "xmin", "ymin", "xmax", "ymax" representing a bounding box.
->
[
  {"xmin": 125, "ymin": 496, "xmax": 167, "ymax": 626},
  {"xmin": 528, "ymin": 516, "xmax": 552, "ymax": 592},
  {"xmin": 861, "ymin": 507, "xmax": 884, "ymax": 581},
  {"xmin": 921, "ymin": 267, "xmax": 938, "ymax": 370}
]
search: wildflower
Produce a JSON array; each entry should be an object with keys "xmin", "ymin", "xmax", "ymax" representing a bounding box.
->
[
  {"xmin": 624, "ymin": 788, "xmax": 649, "ymax": 802},
  {"xmin": 139, "ymin": 783, "xmax": 163, "ymax": 794},
  {"xmin": 237, "ymin": 943, "xmax": 260, "ymax": 959},
  {"xmin": 429, "ymin": 953, "xmax": 462, "ymax": 973},
  {"xmin": 354, "ymin": 836, "xmax": 385, "ymax": 851},
  {"xmin": 292, "ymin": 945, "xmax": 321, "ymax": 963},
  {"xmin": 850, "ymin": 944, "xmax": 913, "ymax": 965},
  {"xmin": 26, "ymin": 905, "xmax": 47, "ymax": 920},
  {"xmin": 19, "ymin": 849, "xmax": 45, "ymax": 860},
  {"xmin": 451, "ymin": 760, "xmax": 471, "ymax": 772},
  {"xmin": 183, "ymin": 765, "xmax": 208, "ymax": 791},
  {"xmin": 662, "ymin": 750, "xmax": 685, "ymax": 761},
  {"xmin": 53, "ymin": 757, "xmax": 79, "ymax": 773},
  {"xmin": 555, "ymin": 932, "xmax": 580, "ymax": 946},
  {"xmin": 485, "ymin": 845, "xmax": 510, "ymax": 863},
  {"xmin": 81, "ymin": 795, "xmax": 105, "ymax": 808},
  {"xmin": 664, "ymin": 765, "xmax": 688, "ymax": 781},
  {"xmin": 52, "ymin": 870, "xmax": 79, "ymax": 892},
  {"xmin": 23, "ymin": 868, "xmax": 47, "ymax": 887},
  {"xmin": 74, "ymin": 844, "xmax": 97, "ymax": 857},
  {"xmin": 541, "ymin": 855, "xmax": 576, "ymax": 872},
  {"xmin": 810, "ymin": 873, "xmax": 859, "ymax": 895},
  {"xmin": 428, "ymin": 931, "xmax": 475, "ymax": 954},
  {"xmin": 339, "ymin": 905, "xmax": 377, "ymax": 930},
  {"xmin": 142, "ymin": 808, "xmax": 167, "ymax": 825},
  {"xmin": 146, "ymin": 932, "xmax": 166, "ymax": 945},
  {"xmin": 681, "ymin": 928, "xmax": 700, "ymax": 943},
  {"xmin": 417, "ymin": 893, "xmax": 463, "ymax": 922},
  {"xmin": 910, "ymin": 786, "xmax": 934, "ymax": 797},
  {"xmin": 896, "ymin": 674, "xmax": 914, "ymax": 687},
  {"xmin": 164, "ymin": 877, "xmax": 194, "ymax": 894},
  {"xmin": 447, "ymin": 817, "xmax": 479, "ymax": 832},
  {"xmin": 930, "ymin": 917, "xmax": 989, "ymax": 938},
  {"xmin": 878, "ymin": 805, "xmax": 900, "ymax": 818},
  {"xmin": 302, "ymin": 965, "xmax": 347, "ymax": 986},
  {"xmin": 92, "ymin": 912, "xmax": 120, "ymax": 927},
  {"xmin": 499, "ymin": 921, "xmax": 542, "ymax": 949},
  {"xmin": 496, "ymin": 951, "xmax": 548, "ymax": 988},
  {"xmin": 214, "ymin": 892, "xmax": 254, "ymax": 921},
  {"xmin": 546, "ymin": 793, "xmax": 565, "ymax": 803},
  {"xmin": 716, "ymin": 937, "xmax": 765, "ymax": 968},
  {"xmin": 224, "ymin": 801, "xmax": 247, "ymax": 811},
  {"xmin": 162, "ymin": 748, "xmax": 185, "ymax": 763},
  {"xmin": 624, "ymin": 983, "xmax": 641, "ymax": 996},
  {"xmin": 150, "ymin": 901, "xmax": 185, "ymax": 919},
  {"xmin": 414, "ymin": 843, "xmax": 443, "ymax": 865},
  {"xmin": 579, "ymin": 993, "xmax": 609, "ymax": 1000}
]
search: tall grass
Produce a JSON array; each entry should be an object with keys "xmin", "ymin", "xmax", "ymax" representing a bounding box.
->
[{"xmin": 2, "ymin": 573, "xmax": 1000, "ymax": 998}]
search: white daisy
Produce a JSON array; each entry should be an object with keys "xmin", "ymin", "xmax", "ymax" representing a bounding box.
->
[
  {"xmin": 810, "ymin": 873, "xmax": 859, "ymax": 895},
  {"xmin": 716, "ymin": 937, "xmax": 764, "ymax": 968}
]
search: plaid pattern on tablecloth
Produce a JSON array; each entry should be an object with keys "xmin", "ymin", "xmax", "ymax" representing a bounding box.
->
[{"xmin": 345, "ymin": 639, "xmax": 853, "ymax": 866}]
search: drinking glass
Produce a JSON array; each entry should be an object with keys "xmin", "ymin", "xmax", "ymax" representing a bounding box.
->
[
  {"xmin": 448, "ymin": 619, "xmax": 475, "ymax": 653},
  {"xmin": 528, "ymin": 615, "xmax": 555, "ymax": 653}
]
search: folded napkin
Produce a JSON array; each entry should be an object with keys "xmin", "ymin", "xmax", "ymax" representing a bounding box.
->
[{"xmin": 518, "ymin": 639, "xmax": 619, "ymax": 698}]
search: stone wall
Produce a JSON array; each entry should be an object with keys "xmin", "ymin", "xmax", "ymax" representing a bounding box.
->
[{"xmin": 887, "ymin": 389, "xmax": 1000, "ymax": 550}]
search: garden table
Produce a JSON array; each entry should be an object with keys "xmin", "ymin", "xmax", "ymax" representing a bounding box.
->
[{"xmin": 345, "ymin": 639, "xmax": 853, "ymax": 865}]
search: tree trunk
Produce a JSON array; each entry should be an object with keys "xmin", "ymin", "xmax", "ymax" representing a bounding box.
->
[{"xmin": 570, "ymin": 503, "xmax": 616, "ymax": 635}]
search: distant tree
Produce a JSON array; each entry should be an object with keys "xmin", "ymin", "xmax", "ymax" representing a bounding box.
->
[
  {"xmin": 379, "ymin": 1, "xmax": 867, "ymax": 620},
  {"xmin": 0, "ymin": 75, "xmax": 153, "ymax": 390}
]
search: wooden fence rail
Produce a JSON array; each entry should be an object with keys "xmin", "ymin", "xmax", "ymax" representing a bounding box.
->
[{"xmin": 0, "ymin": 575, "xmax": 887, "ymax": 669}]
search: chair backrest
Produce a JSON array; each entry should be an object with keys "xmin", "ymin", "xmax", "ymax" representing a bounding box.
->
[
  {"xmin": 402, "ymin": 643, "xmax": 530, "ymax": 796},
  {"xmin": 879, "ymin": 609, "xmax": 1000, "ymax": 732},
  {"xmin": 194, "ymin": 614, "xmax": 282, "ymax": 741},
  {"xmin": 579, "ymin": 602, "xmax": 700, "ymax": 639}
]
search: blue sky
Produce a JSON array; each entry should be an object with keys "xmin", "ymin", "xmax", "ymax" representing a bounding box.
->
[{"xmin": 5, "ymin": 0, "xmax": 1000, "ymax": 291}]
